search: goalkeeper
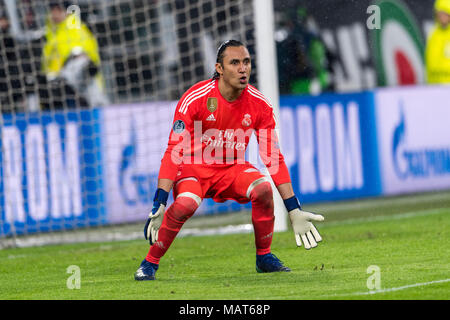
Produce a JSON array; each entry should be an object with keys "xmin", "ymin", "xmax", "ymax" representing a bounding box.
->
[{"xmin": 135, "ymin": 40, "xmax": 324, "ymax": 281}]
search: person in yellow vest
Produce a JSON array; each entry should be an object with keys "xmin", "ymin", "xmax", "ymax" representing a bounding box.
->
[
  {"xmin": 425, "ymin": 0, "xmax": 450, "ymax": 84},
  {"xmin": 42, "ymin": 1, "xmax": 108, "ymax": 107}
]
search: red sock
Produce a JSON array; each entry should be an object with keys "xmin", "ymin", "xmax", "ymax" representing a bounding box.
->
[
  {"xmin": 249, "ymin": 182, "xmax": 274, "ymax": 255},
  {"xmin": 146, "ymin": 196, "xmax": 198, "ymax": 264}
]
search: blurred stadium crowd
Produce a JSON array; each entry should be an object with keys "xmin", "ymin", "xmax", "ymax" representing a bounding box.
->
[{"xmin": 0, "ymin": 0, "xmax": 449, "ymax": 113}]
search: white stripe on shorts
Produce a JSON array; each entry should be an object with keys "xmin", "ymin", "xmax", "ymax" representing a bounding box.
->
[
  {"xmin": 246, "ymin": 177, "xmax": 270, "ymax": 199},
  {"xmin": 176, "ymin": 192, "xmax": 202, "ymax": 206},
  {"xmin": 177, "ymin": 177, "xmax": 198, "ymax": 184}
]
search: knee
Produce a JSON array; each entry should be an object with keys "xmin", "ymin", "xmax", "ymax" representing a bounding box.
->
[
  {"xmin": 169, "ymin": 193, "xmax": 201, "ymax": 222},
  {"xmin": 249, "ymin": 180, "xmax": 273, "ymax": 208}
]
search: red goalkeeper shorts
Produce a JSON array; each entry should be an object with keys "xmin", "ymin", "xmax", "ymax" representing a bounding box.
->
[{"xmin": 173, "ymin": 162, "xmax": 267, "ymax": 204}]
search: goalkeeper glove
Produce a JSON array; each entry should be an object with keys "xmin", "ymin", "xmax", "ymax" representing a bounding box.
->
[
  {"xmin": 144, "ymin": 188, "xmax": 169, "ymax": 245},
  {"xmin": 284, "ymin": 196, "xmax": 324, "ymax": 250}
]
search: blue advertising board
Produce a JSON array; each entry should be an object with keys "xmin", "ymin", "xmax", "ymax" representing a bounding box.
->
[
  {"xmin": 374, "ymin": 86, "xmax": 450, "ymax": 194},
  {"xmin": 0, "ymin": 110, "xmax": 106, "ymax": 236},
  {"xmin": 279, "ymin": 92, "xmax": 381, "ymax": 203}
]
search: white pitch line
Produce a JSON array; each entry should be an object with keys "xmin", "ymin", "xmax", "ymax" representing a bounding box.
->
[
  {"xmin": 320, "ymin": 207, "xmax": 446, "ymax": 228},
  {"xmin": 322, "ymin": 278, "xmax": 450, "ymax": 298}
]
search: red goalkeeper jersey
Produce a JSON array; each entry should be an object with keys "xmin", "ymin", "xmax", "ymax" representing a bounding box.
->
[{"xmin": 158, "ymin": 79, "xmax": 291, "ymax": 186}]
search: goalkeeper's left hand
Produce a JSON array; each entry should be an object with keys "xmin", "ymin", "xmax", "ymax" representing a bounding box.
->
[
  {"xmin": 284, "ymin": 196, "xmax": 324, "ymax": 249},
  {"xmin": 144, "ymin": 188, "xmax": 168, "ymax": 245}
]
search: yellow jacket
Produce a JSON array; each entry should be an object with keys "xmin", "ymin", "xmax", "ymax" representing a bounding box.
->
[
  {"xmin": 425, "ymin": 24, "xmax": 450, "ymax": 84},
  {"xmin": 42, "ymin": 14, "xmax": 101, "ymax": 76}
]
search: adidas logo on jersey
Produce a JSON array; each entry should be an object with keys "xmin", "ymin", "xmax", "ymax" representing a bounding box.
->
[{"xmin": 206, "ymin": 114, "xmax": 216, "ymax": 121}]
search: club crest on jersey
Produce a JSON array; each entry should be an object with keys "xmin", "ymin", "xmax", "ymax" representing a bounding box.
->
[
  {"xmin": 242, "ymin": 114, "xmax": 252, "ymax": 127},
  {"xmin": 207, "ymin": 97, "xmax": 218, "ymax": 112}
]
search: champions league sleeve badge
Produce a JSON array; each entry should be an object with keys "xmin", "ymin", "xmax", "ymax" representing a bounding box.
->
[{"xmin": 173, "ymin": 120, "xmax": 186, "ymax": 133}]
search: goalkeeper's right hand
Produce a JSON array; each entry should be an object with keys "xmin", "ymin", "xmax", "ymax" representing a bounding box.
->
[
  {"xmin": 284, "ymin": 196, "xmax": 324, "ymax": 250},
  {"xmin": 144, "ymin": 188, "xmax": 169, "ymax": 245}
]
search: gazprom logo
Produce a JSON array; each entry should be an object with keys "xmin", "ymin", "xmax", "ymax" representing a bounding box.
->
[
  {"xmin": 118, "ymin": 120, "xmax": 156, "ymax": 205},
  {"xmin": 392, "ymin": 103, "xmax": 450, "ymax": 179},
  {"xmin": 392, "ymin": 106, "xmax": 407, "ymax": 179}
]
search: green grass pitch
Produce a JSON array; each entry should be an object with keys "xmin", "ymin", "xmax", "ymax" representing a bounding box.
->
[{"xmin": 0, "ymin": 191, "xmax": 449, "ymax": 300}]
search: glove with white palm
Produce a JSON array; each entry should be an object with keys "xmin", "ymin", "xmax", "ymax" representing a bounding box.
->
[
  {"xmin": 144, "ymin": 188, "xmax": 169, "ymax": 245},
  {"xmin": 284, "ymin": 196, "xmax": 324, "ymax": 249}
]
